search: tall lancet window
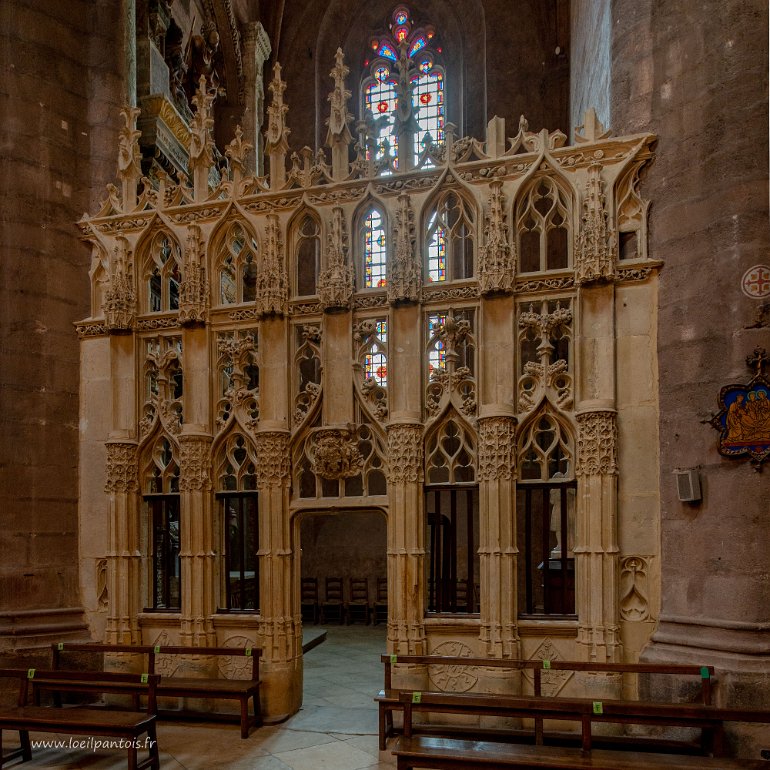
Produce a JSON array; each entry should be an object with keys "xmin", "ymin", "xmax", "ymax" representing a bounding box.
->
[{"xmin": 362, "ymin": 6, "xmax": 445, "ymax": 171}]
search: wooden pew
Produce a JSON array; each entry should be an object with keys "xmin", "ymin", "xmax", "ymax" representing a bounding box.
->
[
  {"xmin": 0, "ymin": 668, "xmax": 159, "ymax": 770},
  {"xmin": 52, "ymin": 642, "xmax": 262, "ymax": 738}
]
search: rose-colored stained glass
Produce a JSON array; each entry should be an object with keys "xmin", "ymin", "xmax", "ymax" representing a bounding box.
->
[{"xmin": 364, "ymin": 209, "xmax": 387, "ymax": 289}]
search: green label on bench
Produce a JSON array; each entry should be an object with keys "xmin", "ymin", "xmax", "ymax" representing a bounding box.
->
[
  {"xmin": 412, "ymin": 692, "xmax": 422, "ymax": 704},
  {"xmin": 542, "ymin": 659, "xmax": 551, "ymax": 670},
  {"xmin": 27, "ymin": 668, "xmax": 35, "ymax": 680},
  {"xmin": 246, "ymin": 647, "xmax": 252, "ymax": 656},
  {"xmin": 141, "ymin": 673, "xmax": 149, "ymax": 684},
  {"xmin": 154, "ymin": 645, "xmax": 161, "ymax": 653},
  {"xmin": 390, "ymin": 654, "xmax": 397, "ymax": 664},
  {"xmin": 700, "ymin": 666, "xmax": 710, "ymax": 679},
  {"xmin": 592, "ymin": 701, "xmax": 603, "ymax": 714},
  {"xmin": 57, "ymin": 642, "xmax": 64, "ymax": 651}
]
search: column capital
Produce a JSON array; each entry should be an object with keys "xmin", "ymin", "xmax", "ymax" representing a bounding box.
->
[
  {"xmin": 105, "ymin": 441, "xmax": 139, "ymax": 493},
  {"xmin": 576, "ymin": 409, "xmax": 617, "ymax": 477},
  {"xmin": 254, "ymin": 430, "xmax": 291, "ymax": 488},
  {"xmin": 386, "ymin": 423, "xmax": 424, "ymax": 484},
  {"xmin": 477, "ymin": 415, "xmax": 517, "ymax": 482}
]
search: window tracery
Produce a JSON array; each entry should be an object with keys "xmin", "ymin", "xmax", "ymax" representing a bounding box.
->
[
  {"xmin": 426, "ymin": 191, "xmax": 475, "ymax": 282},
  {"xmin": 293, "ymin": 212, "xmax": 321, "ymax": 296},
  {"xmin": 216, "ymin": 222, "xmax": 258, "ymax": 305},
  {"xmin": 216, "ymin": 329, "xmax": 259, "ymax": 432},
  {"xmin": 140, "ymin": 336, "xmax": 183, "ymax": 439},
  {"xmin": 146, "ymin": 232, "xmax": 182, "ymax": 312},
  {"xmin": 216, "ymin": 432, "xmax": 258, "ymax": 491},
  {"xmin": 143, "ymin": 435, "xmax": 180, "ymax": 494},
  {"xmin": 354, "ymin": 318, "xmax": 388, "ymax": 422},
  {"xmin": 360, "ymin": 206, "xmax": 388, "ymax": 289},
  {"xmin": 425, "ymin": 416, "xmax": 476, "ymax": 484},
  {"xmin": 516, "ymin": 177, "xmax": 571, "ymax": 273},
  {"xmin": 426, "ymin": 309, "xmax": 476, "ymax": 417},
  {"xmin": 518, "ymin": 410, "xmax": 572, "ymax": 482},
  {"xmin": 293, "ymin": 324, "xmax": 322, "ymax": 427}
]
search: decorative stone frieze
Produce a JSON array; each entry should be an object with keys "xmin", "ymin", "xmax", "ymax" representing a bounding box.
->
[
  {"xmin": 386, "ymin": 424, "xmax": 424, "ymax": 484},
  {"xmin": 477, "ymin": 416, "xmax": 516, "ymax": 482},
  {"xmin": 479, "ymin": 182, "xmax": 514, "ymax": 295},
  {"xmin": 255, "ymin": 214, "xmax": 288, "ymax": 317},
  {"xmin": 575, "ymin": 162, "xmax": 614, "ymax": 284},
  {"xmin": 387, "ymin": 193, "xmax": 421, "ymax": 305},
  {"xmin": 254, "ymin": 431, "xmax": 290, "ymax": 488},
  {"xmin": 179, "ymin": 224, "xmax": 209, "ymax": 325},
  {"xmin": 576, "ymin": 410, "xmax": 618, "ymax": 476},
  {"xmin": 318, "ymin": 207, "xmax": 354, "ymax": 311},
  {"xmin": 103, "ymin": 237, "xmax": 136, "ymax": 332},
  {"xmin": 309, "ymin": 428, "xmax": 363, "ymax": 479},
  {"xmin": 104, "ymin": 442, "xmax": 138, "ymax": 493},
  {"xmin": 178, "ymin": 435, "xmax": 212, "ymax": 492}
]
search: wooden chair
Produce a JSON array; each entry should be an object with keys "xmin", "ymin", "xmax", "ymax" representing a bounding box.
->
[
  {"xmin": 320, "ymin": 576, "xmax": 345, "ymax": 624},
  {"xmin": 301, "ymin": 577, "xmax": 319, "ymax": 624},
  {"xmin": 372, "ymin": 576, "xmax": 388, "ymax": 625},
  {"xmin": 347, "ymin": 577, "xmax": 370, "ymax": 625}
]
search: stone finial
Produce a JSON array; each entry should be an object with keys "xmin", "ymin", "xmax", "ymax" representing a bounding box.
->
[
  {"xmin": 103, "ymin": 236, "xmax": 136, "ymax": 331},
  {"xmin": 574, "ymin": 107, "xmax": 612, "ymax": 144},
  {"xmin": 179, "ymin": 224, "xmax": 208, "ymax": 325},
  {"xmin": 325, "ymin": 48, "xmax": 354, "ymax": 181},
  {"xmin": 265, "ymin": 62, "xmax": 290, "ymax": 188},
  {"xmin": 575, "ymin": 162, "xmax": 614, "ymax": 284},
  {"xmin": 255, "ymin": 214, "xmax": 288, "ymax": 317},
  {"xmin": 225, "ymin": 125, "xmax": 254, "ymax": 195},
  {"xmin": 189, "ymin": 76, "xmax": 215, "ymax": 201},
  {"xmin": 479, "ymin": 181, "xmax": 514, "ymax": 295},
  {"xmin": 387, "ymin": 192, "xmax": 421, "ymax": 305},
  {"xmin": 318, "ymin": 207, "xmax": 354, "ymax": 311},
  {"xmin": 117, "ymin": 106, "xmax": 142, "ymax": 211},
  {"xmin": 486, "ymin": 116, "xmax": 506, "ymax": 159}
]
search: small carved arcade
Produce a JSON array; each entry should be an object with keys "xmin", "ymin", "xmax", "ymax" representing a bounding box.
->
[{"xmin": 77, "ymin": 21, "xmax": 659, "ymax": 719}]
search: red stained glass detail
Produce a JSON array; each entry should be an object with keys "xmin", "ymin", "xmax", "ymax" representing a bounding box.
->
[
  {"xmin": 420, "ymin": 93, "xmax": 432, "ymax": 105},
  {"xmin": 396, "ymin": 27, "xmax": 407, "ymax": 42},
  {"xmin": 377, "ymin": 101, "xmax": 389, "ymax": 113}
]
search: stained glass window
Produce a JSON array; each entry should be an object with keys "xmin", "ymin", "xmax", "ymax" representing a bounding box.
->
[
  {"xmin": 426, "ymin": 193, "xmax": 475, "ymax": 282},
  {"xmin": 364, "ymin": 320, "xmax": 388, "ymax": 386},
  {"xmin": 147, "ymin": 232, "xmax": 181, "ymax": 312},
  {"xmin": 363, "ymin": 208, "xmax": 387, "ymax": 288},
  {"xmin": 427, "ymin": 312, "xmax": 447, "ymax": 377},
  {"xmin": 426, "ymin": 212, "xmax": 447, "ymax": 282}
]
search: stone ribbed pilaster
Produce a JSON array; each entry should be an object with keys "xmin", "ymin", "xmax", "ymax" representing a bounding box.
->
[
  {"xmin": 477, "ymin": 415, "xmax": 519, "ymax": 658},
  {"xmin": 386, "ymin": 423, "xmax": 426, "ymax": 654},
  {"xmin": 104, "ymin": 441, "xmax": 140, "ymax": 644},
  {"xmin": 178, "ymin": 434, "xmax": 215, "ymax": 645},
  {"xmin": 575, "ymin": 409, "xmax": 620, "ymax": 662}
]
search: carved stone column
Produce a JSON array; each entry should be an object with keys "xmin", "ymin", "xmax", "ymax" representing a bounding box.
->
[
  {"xmin": 575, "ymin": 409, "xmax": 621, "ymax": 662},
  {"xmin": 178, "ymin": 434, "xmax": 215, "ymax": 645},
  {"xmin": 477, "ymin": 415, "xmax": 519, "ymax": 659},
  {"xmin": 386, "ymin": 423, "xmax": 426, "ymax": 654},
  {"xmin": 255, "ymin": 430, "xmax": 301, "ymax": 719},
  {"xmin": 105, "ymin": 441, "xmax": 141, "ymax": 644}
]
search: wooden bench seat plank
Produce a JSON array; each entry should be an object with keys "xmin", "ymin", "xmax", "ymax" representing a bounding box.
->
[
  {"xmin": 394, "ymin": 736, "xmax": 769, "ymax": 770},
  {"xmin": 0, "ymin": 707, "xmax": 155, "ymax": 732},
  {"xmin": 157, "ymin": 678, "xmax": 259, "ymax": 695}
]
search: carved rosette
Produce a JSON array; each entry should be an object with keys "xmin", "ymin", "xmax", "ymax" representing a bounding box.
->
[
  {"xmin": 479, "ymin": 182, "xmax": 514, "ymax": 296},
  {"xmin": 387, "ymin": 193, "xmax": 421, "ymax": 305},
  {"xmin": 178, "ymin": 435, "xmax": 212, "ymax": 492},
  {"xmin": 256, "ymin": 215, "xmax": 288, "ymax": 317},
  {"xmin": 386, "ymin": 424, "xmax": 424, "ymax": 484},
  {"xmin": 103, "ymin": 237, "xmax": 136, "ymax": 331},
  {"xmin": 105, "ymin": 442, "xmax": 139, "ymax": 493},
  {"xmin": 254, "ymin": 431, "xmax": 290, "ymax": 488},
  {"xmin": 179, "ymin": 224, "xmax": 209, "ymax": 325},
  {"xmin": 317, "ymin": 207, "xmax": 354, "ymax": 311},
  {"xmin": 575, "ymin": 410, "xmax": 618, "ymax": 476},
  {"xmin": 575, "ymin": 163, "xmax": 614, "ymax": 285},
  {"xmin": 477, "ymin": 416, "xmax": 516, "ymax": 482},
  {"xmin": 309, "ymin": 428, "xmax": 363, "ymax": 479}
]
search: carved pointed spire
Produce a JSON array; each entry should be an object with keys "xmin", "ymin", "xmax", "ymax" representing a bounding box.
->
[
  {"xmin": 574, "ymin": 107, "xmax": 612, "ymax": 144},
  {"xmin": 479, "ymin": 181, "xmax": 514, "ymax": 295},
  {"xmin": 117, "ymin": 107, "xmax": 142, "ymax": 211},
  {"xmin": 575, "ymin": 162, "xmax": 614, "ymax": 284},
  {"xmin": 255, "ymin": 214, "xmax": 288, "ymax": 317},
  {"xmin": 392, "ymin": 39, "xmax": 420, "ymax": 172},
  {"xmin": 387, "ymin": 192, "xmax": 421, "ymax": 305},
  {"xmin": 225, "ymin": 125, "xmax": 254, "ymax": 196},
  {"xmin": 325, "ymin": 48, "xmax": 354, "ymax": 181},
  {"xmin": 103, "ymin": 236, "xmax": 135, "ymax": 331},
  {"xmin": 189, "ymin": 76, "xmax": 215, "ymax": 201},
  {"xmin": 179, "ymin": 224, "xmax": 208, "ymax": 325},
  {"xmin": 265, "ymin": 62, "xmax": 290, "ymax": 189},
  {"xmin": 318, "ymin": 207, "xmax": 354, "ymax": 312}
]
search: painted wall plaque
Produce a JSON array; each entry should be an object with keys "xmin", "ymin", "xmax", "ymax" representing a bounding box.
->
[{"xmin": 711, "ymin": 348, "xmax": 770, "ymax": 468}]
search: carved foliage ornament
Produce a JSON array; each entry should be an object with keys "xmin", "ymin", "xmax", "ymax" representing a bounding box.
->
[
  {"xmin": 387, "ymin": 193, "xmax": 421, "ymax": 305},
  {"xmin": 576, "ymin": 410, "xmax": 617, "ymax": 476},
  {"xmin": 216, "ymin": 331, "xmax": 259, "ymax": 432},
  {"xmin": 179, "ymin": 224, "xmax": 209, "ymax": 325},
  {"xmin": 309, "ymin": 427, "xmax": 364, "ymax": 479},
  {"xmin": 105, "ymin": 442, "xmax": 138, "ymax": 493},
  {"xmin": 479, "ymin": 181, "xmax": 514, "ymax": 295},
  {"xmin": 103, "ymin": 237, "xmax": 136, "ymax": 331},
  {"xmin": 256, "ymin": 214, "xmax": 288, "ymax": 317},
  {"xmin": 710, "ymin": 348, "xmax": 770, "ymax": 468},
  {"xmin": 254, "ymin": 431, "xmax": 290, "ymax": 487},
  {"xmin": 178, "ymin": 435, "xmax": 212, "ymax": 492},
  {"xmin": 387, "ymin": 424, "xmax": 424, "ymax": 484},
  {"xmin": 140, "ymin": 338, "xmax": 183, "ymax": 439},
  {"xmin": 318, "ymin": 207, "xmax": 354, "ymax": 310},
  {"xmin": 265, "ymin": 63, "xmax": 290, "ymax": 155},
  {"xmin": 477, "ymin": 416, "xmax": 516, "ymax": 482},
  {"xmin": 575, "ymin": 162, "xmax": 614, "ymax": 284}
]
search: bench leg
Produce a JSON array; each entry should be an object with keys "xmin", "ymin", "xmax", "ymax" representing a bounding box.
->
[
  {"xmin": 240, "ymin": 697, "xmax": 249, "ymax": 739},
  {"xmin": 128, "ymin": 744, "xmax": 138, "ymax": 770},
  {"xmin": 253, "ymin": 691, "xmax": 262, "ymax": 728},
  {"xmin": 21, "ymin": 730, "xmax": 31, "ymax": 762},
  {"xmin": 378, "ymin": 704, "xmax": 386, "ymax": 750},
  {"xmin": 148, "ymin": 721, "xmax": 160, "ymax": 770}
]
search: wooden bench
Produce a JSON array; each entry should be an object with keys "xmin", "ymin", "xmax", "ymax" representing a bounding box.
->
[
  {"xmin": 52, "ymin": 642, "xmax": 262, "ymax": 738},
  {"xmin": 395, "ymin": 690, "xmax": 770, "ymax": 769},
  {"xmin": 0, "ymin": 668, "xmax": 159, "ymax": 770},
  {"xmin": 377, "ymin": 654, "xmax": 714, "ymax": 750}
]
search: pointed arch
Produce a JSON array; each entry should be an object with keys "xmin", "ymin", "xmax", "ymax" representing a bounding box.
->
[
  {"xmin": 353, "ymin": 192, "xmax": 390, "ymax": 289},
  {"xmin": 88, "ymin": 241, "xmax": 109, "ymax": 318},
  {"xmin": 422, "ymin": 181, "xmax": 478, "ymax": 282},
  {"xmin": 424, "ymin": 409, "xmax": 476, "ymax": 484},
  {"xmin": 516, "ymin": 403, "xmax": 575, "ymax": 482},
  {"xmin": 209, "ymin": 209, "xmax": 261, "ymax": 306},
  {"xmin": 289, "ymin": 204, "xmax": 322, "ymax": 297},
  {"xmin": 513, "ymin": 158, "xmax": 576, "ymax": 274},
  {"xmin": 213, "ymin": 430, "xmax": 259, "ymax": 492},
  {"xmin": 137, "ymin": 226, "xmax": 183, "ymax": 313},
  {"xmin": 140, "ymin": 429, "xmax": 181, "ymax": 494}
]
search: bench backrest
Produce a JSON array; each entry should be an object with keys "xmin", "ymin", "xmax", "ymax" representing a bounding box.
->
[
  {"xmin": 52, "ymin": 643, "xmax": 262, "ymax": 682},
  {"xmin": 0, "ymin": 668, "xmax": 32, "ymax": 707}
]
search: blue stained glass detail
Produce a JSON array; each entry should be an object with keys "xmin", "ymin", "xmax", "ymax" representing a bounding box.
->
[
  {"xmin": 378, "ymin": 43, "xmax": 397, "ymax": 61},
  {"xmin": 409, "ymin": 36, "xmax": 427, "ymax": 57},
  {"xmin": 364, "ymin": 209, "xmax": 387, "ymax": 288},
  {"xmin": 427, "ymin": 313, "xmax": 447, "ymax": 377}
]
